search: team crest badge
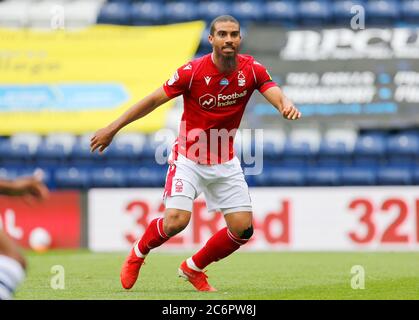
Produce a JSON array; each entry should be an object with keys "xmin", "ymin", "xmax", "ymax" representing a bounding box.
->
[{"xmin": 238, "ymin": 71, "xmax": 246, "ymax": 86}]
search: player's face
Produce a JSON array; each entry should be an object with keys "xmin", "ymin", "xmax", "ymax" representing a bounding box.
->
[{"xmin": 209, "ymin": 22, "xmax": 241, "ymax": 57}]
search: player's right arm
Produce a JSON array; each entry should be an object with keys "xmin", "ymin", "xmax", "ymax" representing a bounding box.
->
[
  {"xmin": 90, "ymin": 87, "xmax": 170, "ymax": 153},
  {"xmin": 90, "ymin": 63, "xmax": 192, "ymax": 154}
]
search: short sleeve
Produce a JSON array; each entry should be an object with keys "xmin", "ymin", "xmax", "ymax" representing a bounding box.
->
[
  {"xmin": 253, "ymin": 61, "xmax": 277, "ymax": 93},
  {"xmin": 163, "ymin": 63, "xmax": 193, "ymax": 99}
]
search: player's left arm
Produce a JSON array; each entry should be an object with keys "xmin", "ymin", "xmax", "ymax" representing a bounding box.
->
[{"xmin": 262, "ymin": 86, "xmax": 301, "ymax": 121}]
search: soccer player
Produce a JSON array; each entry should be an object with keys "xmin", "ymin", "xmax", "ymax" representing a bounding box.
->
[
  {"xmin": 0, "ymin": 176, "xmax": 49, "ymax": 299},
  {"xmin": 90, "ymin": 15, "xmax": 301, "ymax": 292}
]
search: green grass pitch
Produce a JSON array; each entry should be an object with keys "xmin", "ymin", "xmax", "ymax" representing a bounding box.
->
[{"xmin": 15, "ymin": 250, "xmax": 419, "ymax": 300}]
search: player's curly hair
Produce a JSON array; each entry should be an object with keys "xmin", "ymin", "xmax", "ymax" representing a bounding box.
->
[{"xmin": 209, "ymin": 15, "xmax": 240, "ymax": 36}]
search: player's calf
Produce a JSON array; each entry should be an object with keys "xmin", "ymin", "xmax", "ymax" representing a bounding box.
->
[{"xmin": 163, "ymin": 208, "xmax": 191, "ymax": 237}]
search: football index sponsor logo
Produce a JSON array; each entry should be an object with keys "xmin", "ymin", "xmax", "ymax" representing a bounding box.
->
[
  {"xmin": 217, "ymin": 90, "xmax": 247, "ymax": 107},
  {"xmin": 199, "ymin": 93, "xmax": 217, "ymax": 109},
  {"xmin": 199, "ymin": 90, "xmax": 248, "ymax": 108}
]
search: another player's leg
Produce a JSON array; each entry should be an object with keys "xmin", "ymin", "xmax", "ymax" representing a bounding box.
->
[
  {"xmin": 120, "ymin": 203, "xmax": 192, "ymax": 289},
  {"xmin": 0, "ymin": 231, "xmax": 26, "ymax": 300},
  {"xmin": 179, "ymin": 211, "xmax": 253, "ymax": 292}
]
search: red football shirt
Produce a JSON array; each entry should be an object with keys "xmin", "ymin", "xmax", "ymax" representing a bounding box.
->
[{"xmin": 163, "ymin": 53, "xmax": 277, "ymax": 164}]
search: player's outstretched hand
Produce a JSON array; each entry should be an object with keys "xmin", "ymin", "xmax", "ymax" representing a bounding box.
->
[
  {"xmin": 10, "ymin": 176, "xmax": 49, "ymax": 201},
  {"xmin": 282, "ymin": 103, "xmax": 302, "ymax": 120},
  {"xmin": 90, "ymin": 127, "xmax": 115, "ymax": 154}
]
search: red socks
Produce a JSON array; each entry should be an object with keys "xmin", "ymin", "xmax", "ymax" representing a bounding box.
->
[
  {"xmin": 136, "ymin": 218, "xmax": 169, "ymax": 257},
  {"xmin": 191, "ymin": 227, "xmax": 249, "ymax": 270},
  {"xmin": 134, "ymin": 220, "xmax": 249, "ymax": 269}
]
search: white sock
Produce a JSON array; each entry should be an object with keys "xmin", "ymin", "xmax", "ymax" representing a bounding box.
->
[
  {"xmin": 0, "ymin": 255, "xmax": 26, "ymax": 300},
  {"xmin": 133, "ymin": 239, "xmax": 146, "ymax": 259},
  {"xmin": 186, "ymin": 257, "xmax": 203, "ymax": 272}
]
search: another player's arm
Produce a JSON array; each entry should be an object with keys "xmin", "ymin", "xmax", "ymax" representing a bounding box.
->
[
  {"xmin": 0, "ymin": 177, "xmax": 49, "ymax": 200},
  {"xmin": 90, "ymin": 87, "xmax": 170, "ymax": 153},
  {"xmin": 261, "ymin": 86, "xmax": 301, "ymax": 120}
]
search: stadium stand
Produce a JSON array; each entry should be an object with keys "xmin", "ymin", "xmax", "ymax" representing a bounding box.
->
[
  {"xmin": 0, "ymin": 0, "xmax": 416, "ymax": 31},
  {"xmin": 1, "ymin": 127, "xmax": 417, "ymax": 188}
]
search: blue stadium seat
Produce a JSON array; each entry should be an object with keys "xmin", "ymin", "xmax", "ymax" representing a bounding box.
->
[
  {"xmin": 164, "ymin": 2, "xmax": 199, "ymax": 23},
  {"xmin": 401, "ymin": 0, "xmax": 419, "ymax": 24},
  {"xmin": 231, "ymin": 1, "xmax": 265, "ymax": 24},
  {"xmin": 263, "ymin": 140, "xmax": 283, "ymax": 161},
  {"xmin": 260, "ymin": 129, "xmax": 286, "ymax": 161},
  {"xmin": 130, "ymin": 2, "xmax": 164, "ymax": 25},
  {"xmin": 9, "ymin": 133, "xmax": 41, "ymax": 164},
  {"xmin": 97, "ymin": 2, "xmax": 131, "ymax": 25},
  {"xmin": 71, "ymin": 133, "xmax": 115, "ymax": 165},
  {"xmin": 353, "ymin": 133, "xmax": 387, "ymax": 166},
  {"xmin": 386, "ymin": 133, "xmax": 419, "ymax": 166},
  {"xmin": 35, "ymin": 141, "xmax": 67, "ymax": 165},
  {"xmin": 341, "ymin": 166, "xmax": 377, "ymax": 185},
  {"xmin": 269, "ymin": 167, "xmax": 306, "ymax": 186},
  {"xmin": 305, "ymin": 167, "xmax": 341, "ymax": 186},
  {"xmin": 281, "ymin": 141, "xmax": 314, "ymax": 166},
  {"xmin": 0, "ymin": 140, "xmax": 31, "ymax": 165},
  {"xmin": 197, "ymin": 1, "xmax": 232, "ymax": 22},
  {"xmin": 251, "ymin": 167, "xmax": 305, "ymax": 187},
  {"xmin": 143, "ymin": 133, "xmax": 173, "ymax": 162},
  {"xmin": 198, "ymin": 26, "xmax": 212, "ymax": 54},
  {"xmin": 377, "ymin": 166, "xmax": 412, "ymax": 185},
  {"xmin": 252, "ymin": 168, "xmax": 270, "ymax": 186},
  {"xmin": 298, "ymin": 0, "xmax": 332, "ymax": 26},
  {"xmin": 90, "ymin": 167, "xmax": 126, "ymax": 188},
  {"xmin": 71, "ymin": 142, "xmax": 91, "ymax": 163},
  {"xmin": 413, "ymin": 167, "xmax": 419, "ymax": 184},
  {"xmin": 54, "ymin": 167, "xmax": 90, "ymax": 189},
  {"xmin": 104, "ymin": 142, "xmax": 139, "ymax": 165},
  {"xmin": 317, "ymin": 140, "xmax": 352, "ymax": 166},
  {"xmin": 108, "ymin": 0, "xmax": 133, "ymax": 3},
  {"xmin": 332, "ymin": 0, "xmax": 365, "ymax": 26},
  {"xmin": 165, "ymin": 0, "xmax": 200, "ymax": 2},
  {"xmin": 264, "ymin": 1, "xmax": 298, "ymax": 26},
  {"xmin": 366, "ymin": 0, "xmax": 400, "ymax": 25},
  {"xmin": 0, "ymin": 167, "xmax": 19, "ymax": 180},
  {"xmin": 125, "ymin": 166, "xmax": 167, "ymax": 187},
  {"xmin": 17, "ymin": 167, "xmax": 53, "ymax": 189}
]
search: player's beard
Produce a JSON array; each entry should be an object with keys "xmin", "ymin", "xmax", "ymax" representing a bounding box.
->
[
  {"xmin": 216, "ymin": 46, "xmax": 239, "ymax": 74},
  {"xmin": 220, "ymin": 54, "xmax": 237, "ymax": 74}
]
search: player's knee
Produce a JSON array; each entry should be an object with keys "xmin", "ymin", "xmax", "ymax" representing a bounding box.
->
[
  {"xmin": 228, "ymin": 224, "xmax": 254, "ymax": 240},
  {"xmin": 164, "ymin": 209, "xmax": 190, "ymax": 237},
  {"xmin": 239, "ymin": 225, "xmax": 254, "ymax": 240}
]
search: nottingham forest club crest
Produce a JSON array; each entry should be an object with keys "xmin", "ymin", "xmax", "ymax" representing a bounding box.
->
[{"xmin": 238, "ymin": 71, "xmax": 246, "ymax": 86}]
